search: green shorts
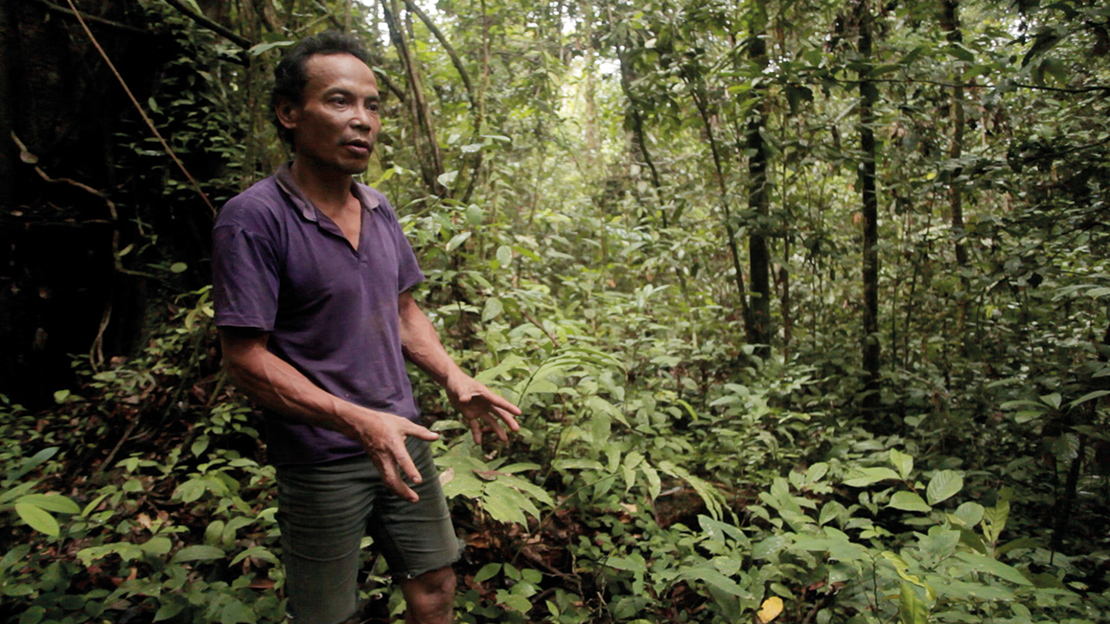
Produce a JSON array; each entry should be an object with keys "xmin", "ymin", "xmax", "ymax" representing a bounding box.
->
[{"xmin": 275, "ymin": 437, "xmax": 460, "ymax": 624}]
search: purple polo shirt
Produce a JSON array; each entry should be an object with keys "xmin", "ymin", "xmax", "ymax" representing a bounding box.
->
[{"xmin": 212, "ymin": 163, "xmax": 424, "ymax": 465}]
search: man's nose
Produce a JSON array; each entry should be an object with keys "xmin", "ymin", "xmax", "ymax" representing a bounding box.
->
[{"xmin": 350, "ymin": 105, "xmax": 375, "ymax": 129}]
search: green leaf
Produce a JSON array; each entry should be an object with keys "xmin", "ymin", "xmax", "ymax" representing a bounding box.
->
[
  {"xmin": 498, "ymin": 593, "xmax": 533, "ymax": 613},
  {"xmin": 154, "ymin": 601, "xmax": 186, "ymax": 622},
  {"xmin": 1040, "ymin": 393, "xmax": 1062, "ymax": 409},
  {"xmin": 191, "ymin": 436, "xmax": 209, "ymax": 457},
  {"xmin": 15, "ymin": 502, "xmax": 59, "ymax": 536},
  {"xmin": 926, "ymin": 471, "xmax": 963, "ymax": 505},
  {"xmin": 141, "ymin": 536, "xmax": 173, "ymax": 557},
  {"xmin": 899, "ymin": 582, "xmax": 929, "ymax": 624},
  {"xmin": 482, "ymin": 297, "xmax": 504, "ymax": 322},
  {"xmin": 170, "ymin": 262, "xmax": 188, "ymax": 274},
  {"xmin": 888, "ymin": 491, "xmax": 931, "ymax": 513},
  {"xmin": 465, "ymin": 204, "xmax": 484, "ymax": 225},
  {"xmin": 7, "ymin": 447, "xmax": 59, "ymax": 482},
  {"xmin": 805, "ymin": 462, "xmax": 829, "ymax": 484},
  {"xmin": 18, "ymin": 606, "xmax": 45, "ymax": 624},
  {"xmin": 446, "ymin": 231, "xmax": 471, "ymax": 252},
  {"xmin": 950, "ymin": 502, "xmax": 984, "ymax": 527},
  {"xmin": 496, "ymin": 245, "xmax": 513, "ymax": 267},
  {"xmin": 371, "ymin": 165, "xmax": 400, "ymax": 186},
  {"xmin": 953, "ymin": 552, "xmax": 1031, "ymax": 585},
  {"xmin": 678, "ymin": 566, "xmax": 749, "ymax": 598},
  {"xmin": 475, "ymin": 563, "xmax": 501, "ymax": 583},
  {"xmin": 230, "ymin": 546, "xmax": 280, "ymax": 566},
  {"xmin": 843, "ymin": 467, "xmax": 902, "ymax": 487},
  {"xmin": 171, "ymin": 544, "xmax": 227, "ymax": 563},
  {"xmin": 607, "ymin": 554, "xmax": 647, "ymax": 573},
  {"xmin": 1068, "ymin": 390, "xmax": 1110, "ymax": 409},
  {"xmin": 437, "ymin": 170, "xmax": 458, "ymax": 187},
  {"xmin": 247, "ymin": 41, "xmax": 294, "ymax": 57},
  {"xmin": 17, "ymin": 493, "xmax": 79, "ymax": 514},
  {"xmin": 890, "ymin": 449, "xmax": 914, "ymax": 480}
]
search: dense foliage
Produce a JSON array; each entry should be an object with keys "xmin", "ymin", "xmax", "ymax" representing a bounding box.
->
[{"xmin": 2, "ymin": 0, "xmax": 1109, "ymax": 622}]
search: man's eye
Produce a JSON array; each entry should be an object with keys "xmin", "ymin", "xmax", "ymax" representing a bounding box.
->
[
  {"xmin": 368, "ymin": 102, "xmax": 380, "ymax": 112},
  {"xmin": 330, "ymin": 97, "xmax": 348, "ymax": 106}
]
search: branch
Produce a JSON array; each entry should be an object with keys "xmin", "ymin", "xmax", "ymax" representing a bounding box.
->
[
  {"xmin": 33, "ymin": 0, "xmax": 152, "ymax": 36},
  {"xmin": 400, "ymin": 0, "xmax": 483, "ymax": 201},
  {"xmin": 373, "ymin": 68, "xmax": 407, "ymax": 103},
  {"xmin": 161, "ymin": 0, "xmax": 253, "ymax": 50},
  {"xmin": 830, "ymin": 76, "xmax": 1110, "ymax": 94},
  {"xmin": 1008, "ymin": 82, "xmax": 1110, "ymax": 94},
  {"xmin": 521, "ymin": 309, "xmax": 559, "ymax": 348},
  {"xmin": 64, "ymin": 0, "xmax": 217, "ymax": 217},
  {"xmin": 307, "ymin": 0, "xmax": 346, "ymax": 31},
  {"xmin": 402, "ymin": 0, "xmax": 476, "ymax": 109}
]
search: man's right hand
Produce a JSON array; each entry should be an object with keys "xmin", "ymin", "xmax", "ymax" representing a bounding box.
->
[
  {"xmin": 345, "ymin": 409, "xmax": 439, "ymax": 503},
  {"xmin": 221, "ymin": 328, "xmax": 440, "ymax": 503}
]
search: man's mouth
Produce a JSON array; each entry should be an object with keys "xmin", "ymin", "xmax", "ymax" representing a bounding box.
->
[{"xmin": 343, "ymin": 139, "xmax": 372, "ymax": 154}]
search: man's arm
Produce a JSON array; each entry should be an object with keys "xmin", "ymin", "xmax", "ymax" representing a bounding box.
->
[
  {"xmin": 397, "ymin": 292, "xmax": 521, "ymax": 444},
  {"xmin": 220, "ymin": 327, "xmax": 438, "ymax": 502}
]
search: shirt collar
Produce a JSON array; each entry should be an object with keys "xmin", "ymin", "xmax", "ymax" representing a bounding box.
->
[{"xmin": 274, "ymin": 162, "xmax": 380, "ymax": 223}]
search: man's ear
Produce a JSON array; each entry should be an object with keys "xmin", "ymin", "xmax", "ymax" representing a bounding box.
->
[{"xmin": 274, "ymin": 98, "xmax": 300, "ymax": 130}]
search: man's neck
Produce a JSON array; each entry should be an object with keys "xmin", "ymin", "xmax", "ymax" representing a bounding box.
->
[{"xmin": 289, "ymin": 159, "xmax": 355, "ymax": 217}]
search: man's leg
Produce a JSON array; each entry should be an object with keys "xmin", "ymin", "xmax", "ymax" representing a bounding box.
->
[
  {"xmin": 277, "ymin": 456, "xmax": 376, "ymax": 624},
  {"xmin": 401, "ymin": 565, "xmax": 456, "ymax": 624},
  {"xmin": 367, "ymin": 437, "xmax": 461, "ymax": 624}
]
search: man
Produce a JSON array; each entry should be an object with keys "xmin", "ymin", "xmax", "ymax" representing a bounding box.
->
[{"xmin": 211, "ymin": 32, "xmax": 520, "ymax": 624}]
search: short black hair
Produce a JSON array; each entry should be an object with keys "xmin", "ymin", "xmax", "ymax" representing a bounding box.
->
[{"xmin": 270, "ymin": 31, "xmax": 372, "ymax": 149}]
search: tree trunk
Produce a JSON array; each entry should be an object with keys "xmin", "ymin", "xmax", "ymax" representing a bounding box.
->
[
  {"xmin": 687, "ymin": 72, "xmax": 750, "ymax": 329},
  {"xmin": 384, "ymin": 0, "xmax": 446, "ymax": 196},
  {"xmin": 858, "ymin": 0, "xmax": 881, "ymax": 413},
  {"xmin": 0, "ymin": 0, "xmax": 12, "ymax": 212},
  {"xmin": 746, "ymin": 15, "xmax": 772, "ymax": 357},
  {"xmin": 941, "ymin": 0, "xmax": 971, "ymax": 331}
]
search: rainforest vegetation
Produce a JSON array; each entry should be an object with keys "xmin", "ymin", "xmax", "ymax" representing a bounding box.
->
[{"xmin": 2, "ymin": 0, "xmax": 1109, "ymax": 622}]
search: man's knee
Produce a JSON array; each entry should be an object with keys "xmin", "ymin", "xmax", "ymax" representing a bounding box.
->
[{"xmin": 402, "ymin": 565, "xmax": 456, "ymax": 623}]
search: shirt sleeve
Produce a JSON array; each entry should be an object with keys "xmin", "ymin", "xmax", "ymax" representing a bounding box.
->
[
  {"xmin": 376, "ymin": 194, "xmax": 425, "ymax": 293},
  {"xmin": 212, "ymin": 220, "xmax": 280, "ymax": 331}
]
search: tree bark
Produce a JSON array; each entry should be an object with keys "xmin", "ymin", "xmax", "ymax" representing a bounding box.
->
[
  {"xmin": 401, "ymin": 0, "xmax": 482, "ymax": 201},
  {"xmin": 746, "ymin": 16, "xmax": 772, "ymax": 357},
  {"xmin": 687, "ymin": 70, "xmax": 750, "ymax": 328},
  {"xmin": 941, "ymin": 0, "xmax": 971, "ymax": 331},
  {"xmin": 384, "ymin": 0, "xmax": 445, "ymax": 196},
  {"xmin": 858, "ymin": 0, "xmax": 881, "ymax": 413},
  {"xmin": 0, "ymin": 0, "xmax": 13, "ymax": 213}
]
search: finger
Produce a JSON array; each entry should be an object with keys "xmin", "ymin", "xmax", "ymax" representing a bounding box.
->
[
  {"xmin": 376, "ymin": 455, "xmax": 420, "ymax": 503},
  {"xmin": 392, "ymin": 440, "xmax": 424, "ymax": 486},
  {"xmin": 403, "ymin": 421, "xmax": 440, "ymax": 442},
  {"xmin": 491, "ymin": 405, "xmax": 521, "ymax": 431},
  {"xmin": 482, "ymin": 414, "xmax": 508, "ymax": 442},
  {"xmin": 468, "ymin": 417, "xmax": 483, "ymax": 445},
  {"xmin": 467, "ymin": 386, "xmax": 521, "ymax": 415}
]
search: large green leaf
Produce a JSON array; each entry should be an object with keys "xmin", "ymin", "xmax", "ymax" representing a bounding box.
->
[
  {"xmin": 15, "ymin": 502, "xmax": 59, "ymax": 536},
  {"xmin": 888, "ymin": 491, "xmax": 931, "ymax": 513},
  {"xmin": 18, "ymin": 493, "xmax": 79, "ymax": 515},
  {"xmin": 889, "ymin": 449, "xmax": 914, "ymax": 480},
  {"xmin": 926, "ymin": 471, "xmax": 963, "ymax": 505},
  {"xmin": 843, "ymin": 467, "xmax": 901, "ymax": 487},
  {"xmin": 953, "ymin": 552, "xmax": 1031, "ymax": 586},
  {"xmin": 899, "ymin": 582, "xmax": 929, "ymax": 624},
  {"xmin": 171, "ymin": 545, "xmax": 227, "ymax": 563}
]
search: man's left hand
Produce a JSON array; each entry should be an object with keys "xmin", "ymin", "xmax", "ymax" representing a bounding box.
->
[{"xmin": 445, "ymin": 374, "xmax": 521, "ymax": 444}]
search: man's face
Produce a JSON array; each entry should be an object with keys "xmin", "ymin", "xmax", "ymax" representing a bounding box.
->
[{"xmin": 280, "ymin": 53, "xmax": 381, "ymax": 175}]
